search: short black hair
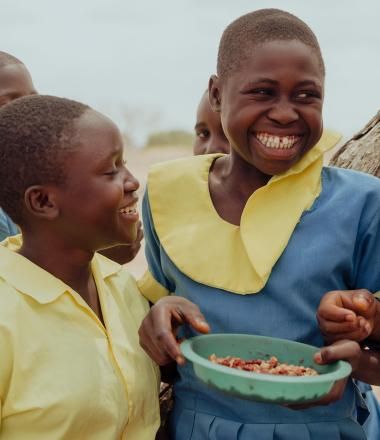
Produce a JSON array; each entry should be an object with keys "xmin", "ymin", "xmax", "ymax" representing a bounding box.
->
[
  {"xmin": 0, "ymin": 51, "xmax": 23, "ymax": 68},
  {"xmin": 217, "ymin": 9, "xmax": 325, "ymax": 79},
  {"xmin": 0, "ymin": 95, "xmax": 89, "ymax": 225}
]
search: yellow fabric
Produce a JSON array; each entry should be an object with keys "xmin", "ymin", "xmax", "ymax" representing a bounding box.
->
[
  {"xmin": 0, "ymin": 237, "xmax": 160, "ymax": 440},
  {"xmin": 138, "ymin": 270, "xmax": 170, "ymax": 303},
  {"xmin": 148, "ymin": 130, "xmax": 341, "ymax": 294}
]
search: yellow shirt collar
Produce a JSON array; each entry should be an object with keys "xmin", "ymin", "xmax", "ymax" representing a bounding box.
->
[
  {"xmin": 0, "ymin": 235, "xmax": 121, "ymax": 304},
  {"xmin": 148, "ymin": 130, "xmax": 341, "ymax": 294}
]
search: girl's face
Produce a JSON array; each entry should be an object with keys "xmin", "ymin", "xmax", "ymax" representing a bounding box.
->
[
  {"xmin": 193, "ymin": 92, "xmax": 229, "ymax": 155},
  {"xmin": 55, "ymin": 110, "xmax": 140, "ymax": 251},
  {"xmin": 212, "ymin": 40, "xmax": 324, "ymax": 176}
]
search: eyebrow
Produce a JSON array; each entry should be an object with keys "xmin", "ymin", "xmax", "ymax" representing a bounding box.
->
[
  {"xmin": 194, "ymin": 122, "xmax": 207, "ymax": 130},
  {"xmin": 245, "ymin": 78, "xmax": 277, "ymax": 86},
  {"xmin": 100, "ymin": 146, "xmax": 122, "ymax": 163},
  {"xmin": 296, "ymin": 80, "xmax": 322, "ymax": 88},
  {"xmin": 244, "ymin": 78, "xmax": 321, "ymax": 87}
]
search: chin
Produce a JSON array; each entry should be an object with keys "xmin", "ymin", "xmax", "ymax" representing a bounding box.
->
[{"xmin": 124, "ymin": 226, "xmax": 138, "ymax": 244}]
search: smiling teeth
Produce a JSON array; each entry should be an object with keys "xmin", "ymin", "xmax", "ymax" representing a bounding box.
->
[
  {"xmin": 256, "ymin": 132, "xmax": 300, "ymax": 149},
  {"xmin": 119, "ymin": 204, "xmax": 137, "ymax": 215}
]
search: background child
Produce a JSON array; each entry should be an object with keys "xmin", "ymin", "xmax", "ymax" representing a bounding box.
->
[
  {"xmin": 138, "ymin": 9, "xmax": 380, "ymax": 439},
  {"xmin": 0, "ymin": 51, "xmax": 36, "ymax": 241},
  {"xmin": 193, "ymin": 89, "xmax": 229, "ymax": 155},
  {"xmin": 0, "ymin": 95, "xmax": 159, "ymax": 439}
]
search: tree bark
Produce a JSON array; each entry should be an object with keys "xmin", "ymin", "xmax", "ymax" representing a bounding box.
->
[{"xmin": 329, "ymin": 111, "xmax": 380, "ymax": 177}]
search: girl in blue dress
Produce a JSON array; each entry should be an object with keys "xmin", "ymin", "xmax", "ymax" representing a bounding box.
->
[{"xmin": 138, "ymin": 9, "xmax": 380, "ymax": 439}]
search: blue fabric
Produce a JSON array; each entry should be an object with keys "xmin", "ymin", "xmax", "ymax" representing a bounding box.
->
[
  {"xmin": 358, "ymin": 385, "xmax": 380, "ymax": 439},
  {"xmin": 0, "ymin": 208, "xmax": 18, "ymax": 242},
  {"xmin": 143, "ymin": 167, "xmax": 380, "ymax": 440}
]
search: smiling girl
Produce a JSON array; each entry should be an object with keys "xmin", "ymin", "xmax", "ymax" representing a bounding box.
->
[
  {"xmin": 138, "ymin": 9, "xmax": 380, "ymax": 440},
  {"xmin": 0, "ymin": 95, "xmax": 159, "ymax": 439}
]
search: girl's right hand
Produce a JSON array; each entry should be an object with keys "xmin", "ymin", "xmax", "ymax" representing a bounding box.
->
[
  {"xmin": 317, "ymin": 289, "xmax": 376, "ymax": 343},
  {"xmin": 139, "ymin": 296, "xmax": 210, "ymax": 366}
]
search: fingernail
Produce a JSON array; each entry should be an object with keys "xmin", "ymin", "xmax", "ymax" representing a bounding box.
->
[{"xmin": 314, "ymin": 352, "xmax": 322, "ymax": 363}]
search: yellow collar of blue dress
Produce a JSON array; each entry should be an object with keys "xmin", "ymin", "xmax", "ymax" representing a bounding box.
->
[{"xmin": 148, "ymin": 130, "xmax": 341, "ymax": 294}]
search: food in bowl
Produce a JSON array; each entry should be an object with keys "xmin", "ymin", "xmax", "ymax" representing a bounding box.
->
[{"xmin": 209, "ymin": 354, "xmax": 318, "ymax": 376}]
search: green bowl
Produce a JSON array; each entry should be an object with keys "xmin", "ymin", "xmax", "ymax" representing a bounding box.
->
[{"xmin": 180, "ymin": 334, "xmax": 351, "ymax": 404}]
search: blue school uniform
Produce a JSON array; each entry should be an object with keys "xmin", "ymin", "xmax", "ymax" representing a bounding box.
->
[
  {"xmin": 0, "ymin": 208, "xmax": 18, "ymax": 242},
  {"xmin": 139, "ymin": 152, "xmax": 380, "ymax": 440}
]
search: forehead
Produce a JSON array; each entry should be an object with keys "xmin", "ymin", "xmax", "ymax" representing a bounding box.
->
[
  {"xmin": 71, "ymin": 110, "xmax": 123, "ymax": 161},
  {"xmin": 229, "ymin": 40, "xmax": 324, "ymax": 86},
  {"xmin": 197, "ymin": 93, "xmax": 213, "ymax": 120},
  {"xmin": 0, "ymin": 63, "xmax": 35, "ymax": 96}
]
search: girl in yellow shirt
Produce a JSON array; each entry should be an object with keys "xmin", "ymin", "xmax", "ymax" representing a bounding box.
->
[{"xmin": 0, "ymin": 95, "xmax": 160, "ymax": 439}]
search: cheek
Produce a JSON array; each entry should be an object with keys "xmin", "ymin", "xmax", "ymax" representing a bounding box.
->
[{"xmin": 193, "ymin": 140, "xmax": 207, "ymax": 156}]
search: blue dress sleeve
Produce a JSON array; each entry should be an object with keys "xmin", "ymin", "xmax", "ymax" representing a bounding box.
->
[
  {"xmin": 354, "ymin": 210, "xmax": 380, "ymax": 292},
  {"xmin": 0, "ymin": 208, "xmax": 18, "ymax": 242},
  {"xmin": 137, "ymin": 191, "xmax": 173, "ymax": 303}
]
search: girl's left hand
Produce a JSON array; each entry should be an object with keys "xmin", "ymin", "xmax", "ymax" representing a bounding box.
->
[{"xmin": 286, "ymin": 340, "xmax": 361, "ymax": 409}]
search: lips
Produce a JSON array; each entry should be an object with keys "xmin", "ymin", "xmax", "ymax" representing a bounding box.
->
[{"xmin": 255, "ymin": 132, "xmax": 302, "ymax": 149}]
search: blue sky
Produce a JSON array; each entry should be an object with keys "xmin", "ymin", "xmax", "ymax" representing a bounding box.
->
[{"xmin": 1, "ymin": 0, "xmax": 379, "ymax": 145}]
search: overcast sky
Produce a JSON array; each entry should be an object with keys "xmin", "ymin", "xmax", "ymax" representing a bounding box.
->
[{"xmin": 1, "ymin": 0, "xmax": 379, "ymax": 145}]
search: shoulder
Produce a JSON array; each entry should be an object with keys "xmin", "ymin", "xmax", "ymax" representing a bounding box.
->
[
  {"xmin": 94, "ymin": 253, "xmax": 150, "ymax": 315},
  {"xmin": 319, "ymin": 167, "xmax": 380, "ymax": 227},
  {"xmin": 323, "ymin": 166, "xmax": 380, "ymax": 189},
  {"xmin": 147, "ymin": 154, "xmax": 221, "ymax": 192},
  {"xmin": 322, "ymin": 166, "xmax": 380, "ymax": 204}
]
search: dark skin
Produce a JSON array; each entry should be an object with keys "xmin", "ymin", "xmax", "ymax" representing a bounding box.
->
[
  {"xmin": 18, "ymin": 110, "xmax": 140, "ymax": 321},
  {"xmin": 139, "ymin": 40, "xmax": 378, "ymax": 406},
  {"xmin": 0, "ymin": 62, "xmax": 37, "ymax": 106},
  {"xmin": 99, "ymin": 220, "xmax": 143, "ymax": 264}
]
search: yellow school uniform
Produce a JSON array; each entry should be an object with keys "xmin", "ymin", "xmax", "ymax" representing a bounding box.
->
[{"xmin": 0, "ymin": 236, "xmax": 160, "ymax": 439}]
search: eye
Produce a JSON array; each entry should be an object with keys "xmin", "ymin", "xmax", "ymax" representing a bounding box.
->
[
  {"xmin": 104, "ymin": 169, "xmax": 118, "ymax": 176},
  {"xmin": 248, "ymin": 88, "xmax": 275, "ymax": 100},
  {"xmin": 196, "ymin": 129, "xmax": 210, "ymax": 139},
  {"xmin": 295, "ymin": 90, "xmax": 321, "ymax": 101}
]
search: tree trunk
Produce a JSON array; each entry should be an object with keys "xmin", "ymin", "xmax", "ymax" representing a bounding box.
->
[{"xmin": 329, "ymin": 111, "xmax": 380, "ymax": 177}]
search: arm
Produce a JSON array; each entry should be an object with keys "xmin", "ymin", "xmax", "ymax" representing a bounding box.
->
[{"xmin": 138, "ymin": 191, "xmax": 210, "ymax": 365}]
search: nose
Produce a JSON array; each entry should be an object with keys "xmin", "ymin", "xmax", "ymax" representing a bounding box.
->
[
  {"xmin": 123, "ymin": 169, "xmax": 140, "ymax": 192},
  {"xmin": 267, "ymin": 98, "xmax": 299, "ymax": 125}
]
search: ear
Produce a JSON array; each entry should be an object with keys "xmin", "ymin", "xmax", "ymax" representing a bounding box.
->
[
  {"xmin": 24, "ymin": 185, "xmax": 59, "ymax": 220},
  {"xmin": 208, "ymin": 74, "xmax": 222, "ymax": 113}
]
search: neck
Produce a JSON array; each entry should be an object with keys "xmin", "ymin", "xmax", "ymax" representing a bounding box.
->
[
  {"xmin": 216, "ymin": 150, "xmax": 271, "ymax": 198},
  {"xmin": 208, "ymin": 151, "xmax": 272, "ymax": 226},
  {"xmin": 18, "ymin": 231, "xmax": 94, "ymax": 298}
]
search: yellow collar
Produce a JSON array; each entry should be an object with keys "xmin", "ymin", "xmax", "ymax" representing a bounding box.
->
[
  {"xmin": 0, "ymin": 235, "xmax": 121, "ymax": 303},
  {"xmin": 148, "ymin": 130, "xmax": 341, "ymax": 294}
]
